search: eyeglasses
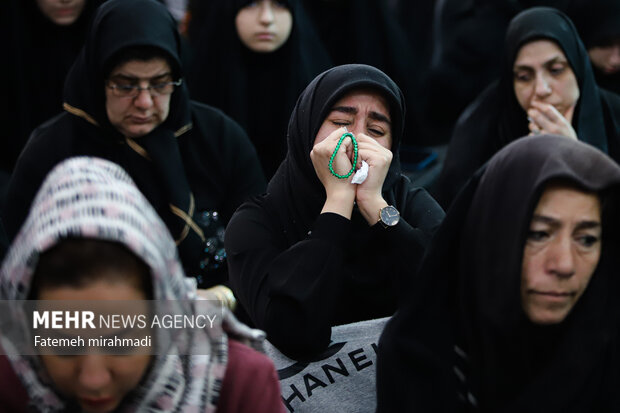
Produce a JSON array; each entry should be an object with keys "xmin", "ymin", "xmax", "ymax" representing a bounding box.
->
[{"xmin": 105, "ymin": 79, "xmax": 183, "ymax": 98}]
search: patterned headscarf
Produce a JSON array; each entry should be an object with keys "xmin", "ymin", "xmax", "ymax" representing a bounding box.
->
[{"xmin": 0, "ymin": 157, "xmax": 264, "ymax": 412}]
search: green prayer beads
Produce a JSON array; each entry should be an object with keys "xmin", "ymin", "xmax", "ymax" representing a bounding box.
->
[{"xmin": 329, "ymin": 132, "xmax": 358, "ymax": 179}]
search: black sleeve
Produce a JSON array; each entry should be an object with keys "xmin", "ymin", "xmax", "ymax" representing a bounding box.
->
[
  {"xmin": 378, "ymin": 186, "xmax": 445, "ymax": 295},
  {"xmin": 225, "ymin": 205, "xmax": 351, "ymax": 359}
]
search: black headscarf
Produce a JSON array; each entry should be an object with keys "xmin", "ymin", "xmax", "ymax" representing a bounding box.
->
[
  {"xmin": 435, "ymin": 7, "xmax": 620, "ymax": 208},
  {"xmin": 378, "ymin": 134, "xmax": 620, "ymax": 412},
  {"xmin": 4, "ymin": 0, "xmax": 104, "ymax": 173},
  {"xmin": 265, "ymin": 64, "xmax": 407, "ymax": 240},
  {"xmin": 64, "ymin": 0, "xmax": 189, "ymax": 131},
  {"xmin": 4, "ymin": 0, "xmax": 266, "ymax": 286},
  {"xmin": 186, "ymin": 0, "xmax": 332, "ymax": 178}
]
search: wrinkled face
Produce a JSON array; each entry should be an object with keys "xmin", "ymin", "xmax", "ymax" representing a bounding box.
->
[
  {"xmin": 314, "ymin": 89, "xmax": 392, "ymax": 149},
  {"xmin": 38, "ymin": 277, "xmax": 151, "ymax": 413},
  {"xmin": 105, "ymin": 58, "xmax": 172, "ymax": 139},
  {"xmin": 588, "ymin": 40, "xmax": 620, "ymax": 75},
  {"xmin": 521, "ymin": 183, "xmax": 602, "ymax": 325},
  {"xmin": 513, "ymin": 40, "xmax": 580, "ymax": 121},
  {"xmin": 36, "ymin": 0, "xmax": 85, "ymax": 26},
  {"xmin": 235, "ymin": 1, "xmax": 293, "ymax": 53}
]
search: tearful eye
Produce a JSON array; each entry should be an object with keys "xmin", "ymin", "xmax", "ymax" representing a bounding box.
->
[{"xmin": 331, "ymin": 120, "xmax": 350, "ymax": 127}]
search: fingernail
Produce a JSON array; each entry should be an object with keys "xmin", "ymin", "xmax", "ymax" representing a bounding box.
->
[{"xmin": 343, "ymin": 126, "xmax": 348, "ymax": 132}]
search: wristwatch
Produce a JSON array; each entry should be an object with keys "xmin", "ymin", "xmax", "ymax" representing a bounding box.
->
[{"xmin": 379, "ymin": 205, "xmax": 400, "ymax": 228}]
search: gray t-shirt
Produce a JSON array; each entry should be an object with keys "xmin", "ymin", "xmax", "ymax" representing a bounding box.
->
[{"xmin": 265, "ymin": 317, "xmax": 389, "ymax": 413}]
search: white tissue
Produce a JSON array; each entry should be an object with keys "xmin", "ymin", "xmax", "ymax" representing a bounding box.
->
[{"xmin": 351, "ymin": 160, "xmax": 369, "ymax": 184}]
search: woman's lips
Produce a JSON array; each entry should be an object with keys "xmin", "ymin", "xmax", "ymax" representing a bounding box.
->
[
  {"xmin": 255, "ymin": 32, "xmax": 275, "ymax": 40},
  {"xmin": 530, "ymin": 290, "xmax": 574, "ymax": 301},
  {"xmin": 54, "ymin": 8, "xmax": 77, "ymax": 17},
  {"xmin": 129, "ymin": 116, "xmax": 153, "ymax": 124},
  {"xmin": 79, "ymin": 396, "xmax": 115, "ymax": 409}
]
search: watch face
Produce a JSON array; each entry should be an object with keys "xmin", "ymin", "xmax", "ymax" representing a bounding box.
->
[{"xmin": 381, "ymin": 205, "xmax": 400, "ymax": 227}]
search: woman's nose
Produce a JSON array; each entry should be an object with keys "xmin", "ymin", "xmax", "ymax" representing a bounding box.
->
[
  {"xmin": 547, "ymin": 236, "xmax": 575, "ymax": 278},
  {"xmin": 534, "ymin": 74, "xmax": 552, "ymax": 97},
  {"xmin": 133, "ymin": 88, "xmax": 154, "ymax": 109},
  {"xmin": 259, "ymin": 2, "xmax": 275, "ymax": 25},
  {"xmin": 78, "ymin": 355, "xmax": 111, "ymax": 391}
]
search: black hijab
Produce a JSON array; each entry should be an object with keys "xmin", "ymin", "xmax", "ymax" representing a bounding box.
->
[
  {"xmin": 186, "ymin": 0, "xmax": 332, "ymax": 178},
  {"xmin": 378, "ymin": 135, "xmax": 620, "ymax": 412},
  {"xmin": 4, "ymin": 0, "xmax": 104, "ymax": 173},
  {"xmin": 264, "ymin": 64, "xmax": 406, "ymax": 241},
  {"xmin": 435, "ymin": 7, "xmax": 620, "ymax": 208}
]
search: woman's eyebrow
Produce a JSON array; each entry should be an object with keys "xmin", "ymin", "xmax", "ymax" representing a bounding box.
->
[
  {"xmin": 531, "ymin": 215, "xmax": 601, "ymax": 229},
  {"xmin": 514, "ymin": 55, "xmax": 567, "ymax": 70},
  {"xmin": 109, "ymin": 72, "xmax": 173, "ymax": 82},
  {"xmin": 369, "ymin": 111, "xmax": 391, "ymax": 125},
  {"xmin": 331, "ymin": 105, "xmax": 357, "ymax": 115},
  {"xmin": 330, "ymin": 106, "xmax": 391, "ymax": 124},
  {"xmin": 575, "ymin": 221, "xmax": 602, "ymax": 231}
]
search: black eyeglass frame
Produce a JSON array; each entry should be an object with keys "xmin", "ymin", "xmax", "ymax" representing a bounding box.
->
[{"xmin": 105, "ymin": 78, "xmax": 183, "ymax": 98}]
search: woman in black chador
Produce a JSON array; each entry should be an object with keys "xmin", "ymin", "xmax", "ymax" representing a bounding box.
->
[
  {"xmin": 435, "ymin": 7, "xmax": 620, "ymax": 209},
  {"xmin": 4, "ymin": 0, "xmax": 104, "ymax": 177},
  {"xmin": 186, "ymin": 0, "xmax": 331, "ymax": 178},
  {"xmin": 225, "ymin": 64, "xmax": 444, "ymax": 359},
  {"xmin": 377, "ymin": 135, "xmax": 620, "ymax": 412},
  {"xmin": 3, "ymin": 0, "xmax": 266, "ymax": 288}
]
